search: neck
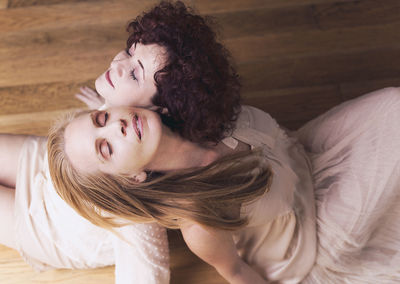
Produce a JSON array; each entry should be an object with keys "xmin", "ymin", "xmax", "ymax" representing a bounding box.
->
[{"xmin": 146, "ymin": 127, "xmax": 219, "ymax": 172}]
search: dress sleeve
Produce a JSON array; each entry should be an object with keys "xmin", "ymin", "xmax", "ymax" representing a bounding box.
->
[{"xmin": 112, "ymin": 222, "xmax": 170, "ymax": 284}]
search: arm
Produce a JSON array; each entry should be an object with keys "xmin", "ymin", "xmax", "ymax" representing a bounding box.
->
[
  {"xmin": 181, "ymin": 222, "xmax": 268, "ymax": 284},
  {"xmin": 112, "ymin": 222, "xmax": 170, "ymax": 284}
]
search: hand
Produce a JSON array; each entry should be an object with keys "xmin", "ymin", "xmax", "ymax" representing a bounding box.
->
[{"xmin": 75, "ymin": 86, "xmax": 105, "ymax": 109}]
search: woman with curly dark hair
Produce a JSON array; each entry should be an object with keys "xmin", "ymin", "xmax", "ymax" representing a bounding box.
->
[
  {"xmin": 0, "ymin": 1, "xmax": 241, "ymax": 283},
  {"xmin": 78, "ymin": 0, "xmax": 241, "ymax": 144},
  {"xmin": 127, "ymin": 1, "xmax": 241, "ymax": 143}
]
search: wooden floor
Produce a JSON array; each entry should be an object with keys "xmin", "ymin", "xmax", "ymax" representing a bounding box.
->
[{"xmin": 1, "ymin": 0, "xmax": 400, "ymax": 283}]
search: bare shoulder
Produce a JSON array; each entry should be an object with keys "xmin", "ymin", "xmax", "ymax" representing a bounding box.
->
[
  {"xmin": 180, "ymin": 222, "xmax": 237, "ymax": 265},
  {"xmin": 180, "ymin": 221, "xmax": 213, "ymax": 249}
]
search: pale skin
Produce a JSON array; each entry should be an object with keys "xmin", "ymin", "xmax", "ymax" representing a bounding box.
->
[
  {"xmin": 181, "ymin": 223, "xmax": 269, "ymax": 284},
  {"xmin": 64, "ymin": 107, "xmax": 269, "ymax": 284}
]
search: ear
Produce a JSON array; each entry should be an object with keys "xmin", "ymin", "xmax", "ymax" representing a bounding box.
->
[
  {"xmin": 160, "ymin": 107, "xmax": 169, "ymax": 115},
  {"xmin": 149, "ymin": 105, "xmax": 169, "ymax": 115},
  {"xmin": 129, "ymin": 171, "xmax": 147, "ymax": 183}
]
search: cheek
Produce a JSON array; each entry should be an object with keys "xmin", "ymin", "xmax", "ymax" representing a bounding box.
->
[
  {"xmin": 116, "ymin": 143, "xmax": 142, "ymax": 172},
  {"xmin": 138, "ymin": 84, "xmax": 157, "ymax": 105},
  {"xmin": 105, "ymin": 87, "xmax": 135, "ymax": 107},
  {"xmin": 120, "ymin": 85, "xmax": 152, "ymax": 107},
  {"xmin": 113, "ymin": 51, "xmax": 129, "ymax": 61},
  {"xmin": 146, "ymin": 81, "xmax": 157, "ymax": 94}
]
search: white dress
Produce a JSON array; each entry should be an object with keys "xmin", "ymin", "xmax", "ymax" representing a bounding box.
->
[
  {"xmin": 227, "ymin": 87, "xmax": 400, "ymax": 283},
  {"xmin": 297, "ymin": 87, "xmax": 400, "ymax": 283},
  {"xmin": 14, "ymin": 136, "xmax": 170, "ymax": 284},
  {"xmin": 225, "ymin": 105, "xmax": 317, "ymax": 283}
]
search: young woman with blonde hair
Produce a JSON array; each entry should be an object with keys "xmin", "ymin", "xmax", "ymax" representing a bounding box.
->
[
  {"xmin": 48, "ymin": 103, "xmax": 316, "ymax": 284},
  {"xmin": 49, "ymin": 87, "xmax": 400, "ymax": 283}
]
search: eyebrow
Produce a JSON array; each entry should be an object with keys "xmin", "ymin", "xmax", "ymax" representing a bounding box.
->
[{"xmin": 138, "ymin": 59, "xmax": 145, "ymax": 80}]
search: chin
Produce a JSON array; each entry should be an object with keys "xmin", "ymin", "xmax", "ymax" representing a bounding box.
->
[
  {"xmin": 95, "ymin": 77, "xmax": 107, "ymax": 99},
  {"xmin": 94, "ymin": 75, "xmax": 102, "ymax": 89}
]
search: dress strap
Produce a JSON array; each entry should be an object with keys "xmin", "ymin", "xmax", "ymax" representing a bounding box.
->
[{"xmin": 221, "ymin": 136, "xmax": 239, "ymax": 149}]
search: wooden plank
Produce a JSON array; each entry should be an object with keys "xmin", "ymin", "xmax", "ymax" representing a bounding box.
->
[
  {"xmin": 0, "ymin": 22, "xmax": 126, "ymax": 87},
  {"xmin": 3, "ymin": 0, "xmax": 400, "ymax": 35},
  {"xmin": 7, "ymin": 0, "xmax": 342, "ymax": 11},
  {"xmin": 311, "ymin": 0, "xmax": 400, "ymax": 30},
  {"xmin": 0, "ymin": 245, "xmax": 114, "ymax": 284},
  {"xmin": 214, "ymin": 0, "xmax": 400, "ymax": 39},
  {"xmin": 191, "ymin": 0, "xmax": 340, "ymax": 14},
  {"xmin": 8, "ymin": 0, "xmax": 89, "ymax": 8},
  {"xmin": 0, "ymin": 1, "xmax": 158, "ymax": 33},
  {"xmin": 238, "ymin": 48, "xmax": 400, "ymax": 93},
  {"xmin": 0, "ymin": 0, "xmax": 296, "ymax": 35},
  {"xmin": 3, "ymin": 11, "xmax": 399, "ymax": 60},
  {"xmin": 0, "ymin": 109, "xmax": 78, "ymax": 135},
  {"xmin": 225, "ymin": 22, "xmax": 400, "ymax": 63},
  {"xmin": 242, "ymin": 84, "xmax": 342, "ymax": 129},
  {"xmin": 0, "ymin": 81, "xmax": 90, "ymax": 115},
  {"xmin": 0, "ymin": 0, "xmax": 7, "ymax": 9}
]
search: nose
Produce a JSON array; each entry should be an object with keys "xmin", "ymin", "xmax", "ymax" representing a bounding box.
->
[
  {"xmin": 99, "ymin": 119, "xmax": 127, "ymax": 138},
  {"xmin": 110, "ymin": 57, "xmax": 128, "ymax": 78}
]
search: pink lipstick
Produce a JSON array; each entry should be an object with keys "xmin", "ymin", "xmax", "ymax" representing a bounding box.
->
[
  {"xmin": 106, "ymin": 70, "xmax": 114, "ymax": 88},
  {"xmin": 133, "ymin": 114, "xmax": 143, "ymax": 140}
]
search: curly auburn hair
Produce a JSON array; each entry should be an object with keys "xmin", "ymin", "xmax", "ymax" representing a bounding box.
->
[{"xmin": 126, "ymin": 1, "xmax": 241, "ymax": 144}]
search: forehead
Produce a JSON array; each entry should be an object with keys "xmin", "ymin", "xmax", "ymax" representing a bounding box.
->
[
  {"xmin": 64, "ymin": 112, "xmax": 99, "ymax": 174},
  {"xmin": 135, "ymin": 43, "xmax": 167, "ymax": 71}
]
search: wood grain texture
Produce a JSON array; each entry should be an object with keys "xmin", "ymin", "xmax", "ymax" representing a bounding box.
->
[
  {"xmin": 0, "ymin": 244, "xmax": 115, "ymax": 284},
  {"xmin": 1, "ymin": 0, "xmax": 400, "ymax": 283},
  {"xmin": 0, "ymin": 0, "xmax": 7, "ymax": 9}
]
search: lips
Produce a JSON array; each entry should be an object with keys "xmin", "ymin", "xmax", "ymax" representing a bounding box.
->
[
  {"xmin": 132, "ymin": 114, "xmax": 143, "ymax": 140},
  {"xmin": 106, "ymin": 70, "xmax": 114, "ymax": 88}
]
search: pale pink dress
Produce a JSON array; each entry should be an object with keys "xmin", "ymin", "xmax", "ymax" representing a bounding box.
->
[
  {"xmin": 224, "ymin": 106, "xmax": 317, "ymax": 283},
  {"xmin": 298, "ymin": 87, "xmax": 400, "ymax": 283},
  {"xmin": 227, "ymin": 87, "xmax": 400, "ymax": 283}
]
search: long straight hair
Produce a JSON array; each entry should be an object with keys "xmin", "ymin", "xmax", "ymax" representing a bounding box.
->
[{"xmin": 48, "ymin": 111, "xmax": 272, "ymax": 231}]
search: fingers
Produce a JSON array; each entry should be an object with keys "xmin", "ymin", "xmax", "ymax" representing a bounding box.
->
[
  {"xmin": 75, "ymin": 93, "xmax": 94, "ymax": 107},
  {"xmin": 75, "ymin": 86, "xmax": 105, "ymax": 109},
  {"xmin": 80, "ymin": 86, "xmax": 99, "ymax": 97}
]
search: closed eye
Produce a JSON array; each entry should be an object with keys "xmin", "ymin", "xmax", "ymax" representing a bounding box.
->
[
  {"xmin": 130, "ymin": 69, "xmax": 137, "ymax": 81},
  {"xmin": 91, "ymin": 111, "xmax": 109, "ymax": 127},
  {"xmin": 99, "ymin": 139, "xmax": 113, "ymax": 159}
]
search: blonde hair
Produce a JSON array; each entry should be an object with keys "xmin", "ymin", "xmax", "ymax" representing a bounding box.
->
[{"xmin": 48, "ymin": 110, "xmax": 272, "ymax": 231}]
